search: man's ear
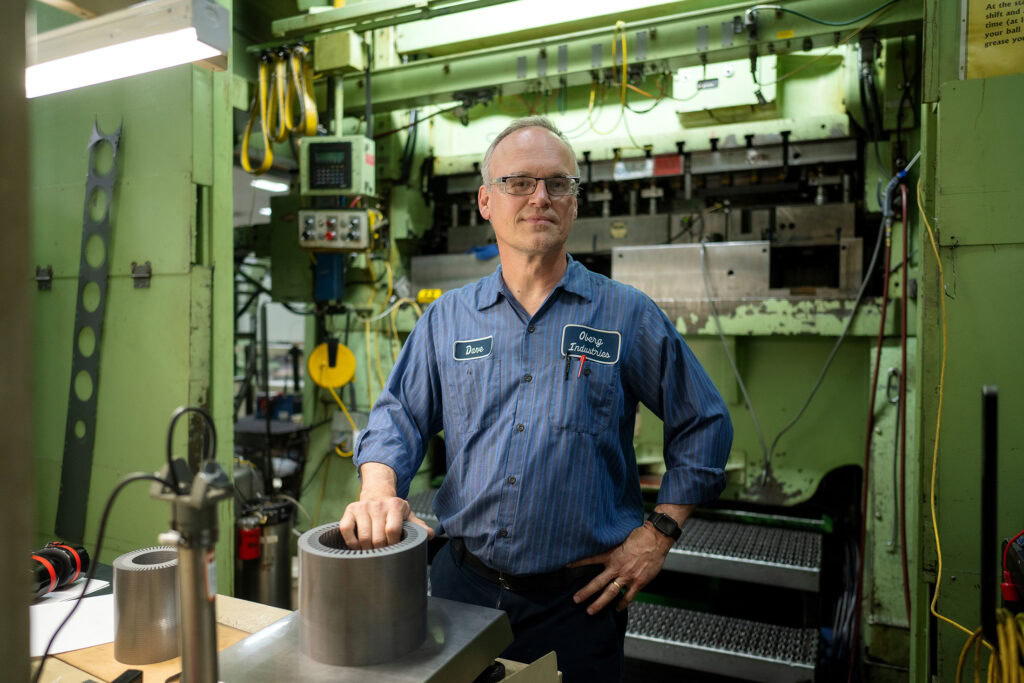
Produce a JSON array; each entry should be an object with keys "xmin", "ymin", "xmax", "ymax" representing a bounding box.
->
[{"xmin": 478, "ymin": 184, "xmax": 491, "ymax": 221}]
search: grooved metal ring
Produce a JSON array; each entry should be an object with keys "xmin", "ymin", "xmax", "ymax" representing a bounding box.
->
[{"xmin": 113, "ymin": 546, "xmax": 179, "ymax": 665}]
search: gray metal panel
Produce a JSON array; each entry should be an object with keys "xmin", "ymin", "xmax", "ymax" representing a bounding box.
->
[
  {"xmin": 447, "ymin": 224, "xmax": 495, "ymax": 253},
  {"xmin": 219, "ymin": 597, "xmax": 513, "ymax": 683},
  {"xmin": 565, "ymin": 214, "xmax": 669, "ymax": 253},
  {"xmin": 625, "ymin": 602, "xmax": 816, "ymax": 683},
  {"xmin": 773, "ymin": 203, "xmax": 855, "ymax": 245},
  {"xmin": 612, "ymin": 242, "xmax": 772, "ymax": 304},
  {"xmin": 410, "ymin": 254, "xmax": 499, "ymax": 293}
]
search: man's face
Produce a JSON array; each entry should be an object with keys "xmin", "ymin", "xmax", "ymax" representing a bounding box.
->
[{"xmin": 478, "ymin": 127, "xmax": 578, "ymax": 258}]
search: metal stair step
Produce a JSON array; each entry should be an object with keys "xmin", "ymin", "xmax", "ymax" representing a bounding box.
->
[
  {"xmin": 664, "ymin": 518, "xmax": 822, "ymax": 592},
  {"xmin": 410, "ymin": 490, "xmax": 821, "ymax": 591},
  {"xmin": 625, "ymin": 601, "xmax": 818, "ymax": 683}
]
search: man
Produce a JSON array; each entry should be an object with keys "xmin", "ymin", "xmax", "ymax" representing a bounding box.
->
[{"xmin": 340, "ymin": 117, "xmax": 732, "ymax": 681}]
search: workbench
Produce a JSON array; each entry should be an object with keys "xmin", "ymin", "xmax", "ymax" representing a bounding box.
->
[
  {"xmin": 32, "ymin": 595, "xmax": 559, "ymax": 682},
  {"xmin": 33, "ymin": 595, "xmax": 290, "ymax": 683}
]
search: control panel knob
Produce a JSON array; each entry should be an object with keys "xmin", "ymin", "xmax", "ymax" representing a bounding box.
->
[
  {"xmin": 327, "ymin": 217, "xmax": 337, "ymax": 228},
  {"xmin": 325, "ymin": 230, "xmax": 336, "ymax": 241},
  {"xmin": 349, "ymin": 217, "xmax": 360, "ymax": 228},
  {"xmin": 301, "ymin": 229, "xmax": 314, "ymax": 241},
  {"xmin": 304, "ymin": 216, "xmax": 314, "ymax": 226},
  {"xmin": 347, "ymin": 229, "xmax": 360, "ymax": 241}
]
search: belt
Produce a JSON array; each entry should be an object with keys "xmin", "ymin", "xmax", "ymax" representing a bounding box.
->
[{"xmin": 450, "ymin": 538, "xmax": 599, "ymax": 592}]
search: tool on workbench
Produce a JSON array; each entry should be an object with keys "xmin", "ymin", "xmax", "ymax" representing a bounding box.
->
[
  {"xmin": 150, "ymin": 406, "xmax": 232, "ymax": 683},
  {"xmin": 31, "ymin": 542, "xmax": 90, "ymax": 598}
]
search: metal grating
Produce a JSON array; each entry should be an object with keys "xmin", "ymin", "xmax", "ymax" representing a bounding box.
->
[
  {"xmin": 665, "ymin": 518, "xmax": 822, "ymax": 592},
  {"xmin": 626, "ymin": 602, "xmax": 817, "ymax": 683}
]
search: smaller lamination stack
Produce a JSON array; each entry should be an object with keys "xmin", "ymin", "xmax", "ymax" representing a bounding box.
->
[
  {"xmin": 113, "ymin": 546, "xmax": 180, "ymax": 664},
  {"xmin": 298, "ymin": 521, "xmax": 428, "ymax": 666}
]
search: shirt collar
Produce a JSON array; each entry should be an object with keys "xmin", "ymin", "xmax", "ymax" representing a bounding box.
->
[{"xmin": 475, "ymin": 254, "xmax": 592, "ymax": 311}]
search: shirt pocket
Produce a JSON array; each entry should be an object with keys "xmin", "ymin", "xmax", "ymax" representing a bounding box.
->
[
  {"xmin": 549, "ymin": 361, "xmax": 620, "ymax": 435},
  {"xmin": 446, "ymin": 356, "xmax": 502, "ymax": 434}
]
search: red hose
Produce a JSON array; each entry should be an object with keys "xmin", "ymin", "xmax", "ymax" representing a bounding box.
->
[
  {"xmin": 898, "ymin": 183, "xmax": 911, "ymax": 624},
  {"xmin": 849, "ymin": 214, "xmax": 893, "ymax": 681}
]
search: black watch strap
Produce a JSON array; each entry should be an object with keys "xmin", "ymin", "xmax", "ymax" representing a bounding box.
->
[{"xmin": 647, "ymin": 512, "xmax": 682, "ymax": 541}]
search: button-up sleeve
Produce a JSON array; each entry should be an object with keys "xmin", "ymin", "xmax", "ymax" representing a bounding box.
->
[
  {"xmin": 353, "ymin": 305, "xmax": 445, "ymax": 498},
  {"xmin": 622, "ymin": 299, "xmax": 733, "ymax": 505}
]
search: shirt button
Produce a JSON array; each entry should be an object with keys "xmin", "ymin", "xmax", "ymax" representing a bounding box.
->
[
  {"xmin": 527, "ymin": 324, "xmax": 536, "ymax": 333},
  {"xmin": 523, "ymin": 374, "xmax": 532, "ymax": 383},
  {"xmin": 515, "ymin": 423, "xmax": 525, "ymax": 432},
  {"xmin": 507, "ymin": 476, "xmax": 517, "ymax": 485},
  {"xmin": 498, "ymin": 529, "xmax": 509, "ymax": 538}
]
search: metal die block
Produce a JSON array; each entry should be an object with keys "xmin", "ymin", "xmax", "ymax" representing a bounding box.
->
[
  {"xmin": 612, "ymin": 242, "xmax": 770, "ymax": 306},
  {"xmin": 446, "ymin": 224, "xmax": 494, "ymax": 254},
  {"xmin": 837, "ymin": 237, "xmax": 863, "ymax": 294},
  {"xmin": 772, "ymin": 203, "xmax": 855, "ymax": 246},
  {"xmin": 299, "ymin": 209, "xmax": 370, "ymax": 251},
  {"xmin": 313, "ymin": 31, "xmax": 364, "ymax": 73},
  {"xmin": 410, "ymin": 254, "xmax": 500, "ymax": 293},
  {"xmin": 726, "ymin": 208, "xmax": 772, "ymax": 242},
  {"xmin": 565, "ymin": 214, "xmax": 669, "ymax": 254}
]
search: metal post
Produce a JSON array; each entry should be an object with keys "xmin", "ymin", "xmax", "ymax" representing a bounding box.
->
[
  {"xmin": 981, "ymin": 386, "xmax": 998, "ymax": 647},
  {"xmin": 173, "ymin": 502, "xmax": 221, "ymax": 682}
]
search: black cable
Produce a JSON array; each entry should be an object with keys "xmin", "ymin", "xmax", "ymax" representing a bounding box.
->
[
  {"xmin": 165, "ymin": 406, "xmax": 217, "ymax": 490},
  {"xmin": 374, "ymin": 105, "xmax": 462, "ymax": 140},
  {"xmin": 748, "ymin": 0, "xmax": 902, "ymax": 27},
  {"xmin": 33, "ymin": 473, "xmax": 176, "ymax": 683},
  {"xmin": 300, "ymin": 449, "xmax": 333, "ymax": 494},
  {"xmin": 669, "ymin": 213, "xmax": 705, "ymax": 243}
]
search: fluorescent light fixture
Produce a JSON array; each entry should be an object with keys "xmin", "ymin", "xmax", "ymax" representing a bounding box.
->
[
  {"xmin": 26, "ymin": 0, "xmax": 229, "ymax": 99},
  {"xmin": 259, "ymin": 207, "xmax": 272, "ymax": 216},
  {"xmin": 250, "ymin": 178, "xmax": 290, "ymax": 193}
]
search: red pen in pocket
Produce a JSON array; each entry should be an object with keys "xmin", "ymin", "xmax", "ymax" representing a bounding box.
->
[{"xmin": 577, "ymin": 355, "xmax": 586, "ymax": 379}]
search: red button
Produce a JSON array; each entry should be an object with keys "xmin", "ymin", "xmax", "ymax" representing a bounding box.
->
[{"xmin": 325, "ymin": 230, "xmax": 336, "ymax": 240}]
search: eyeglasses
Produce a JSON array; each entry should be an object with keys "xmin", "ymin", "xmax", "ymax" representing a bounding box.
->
[{"xmin": 491, "ymin": 175, "xmax": 580, "ymax": 196}]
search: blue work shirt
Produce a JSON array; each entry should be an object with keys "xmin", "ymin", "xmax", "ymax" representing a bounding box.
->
[{"xmin": 354, "ymin": 256, "xmax": 732, "ymax": 574}]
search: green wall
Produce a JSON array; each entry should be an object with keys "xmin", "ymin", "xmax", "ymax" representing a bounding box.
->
[{"xmin": 30, "ymin": 5, "xmax": 235, "ymax": 588}]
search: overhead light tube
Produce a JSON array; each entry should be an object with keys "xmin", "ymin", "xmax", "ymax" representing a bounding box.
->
[{"xmin": 26, "ymin": 0, "xmax": 229, "ymax": 99}]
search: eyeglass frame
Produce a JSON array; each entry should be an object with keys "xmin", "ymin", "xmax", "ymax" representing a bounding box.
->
[{"xmin": 489, "ymin": 175, "xmax": 582, "ymax": 197}]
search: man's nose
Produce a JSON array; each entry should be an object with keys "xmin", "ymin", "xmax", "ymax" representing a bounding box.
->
[{"xmin": 529, "ymin": 179, "xmax": 552, "ymax": 206}]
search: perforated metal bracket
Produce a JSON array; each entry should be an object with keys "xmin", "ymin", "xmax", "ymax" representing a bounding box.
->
[
  {"xmin": 130, "ymin": 260, "xmax": 152, "ymax": 288},
  {"xmin": 35, "ymin": 265, "xmax": 53, "ymax": 291},
  {"xmin": 55, "ymin": 120, "xmax": 123, "ymax": 543}
]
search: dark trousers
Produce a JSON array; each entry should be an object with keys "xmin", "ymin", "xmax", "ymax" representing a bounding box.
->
[{"xmin": 430, "ymin": 540, "xmax": 628, "ymax": 683}]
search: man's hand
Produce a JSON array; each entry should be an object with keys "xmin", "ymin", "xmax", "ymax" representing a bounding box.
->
[
  {"xmin": 338, "ymin": 462, "xmax": 436, "ymax": 550},
  {"xmin": 569, "ymin": 504, "xmax": 693, "ymax": 614}
]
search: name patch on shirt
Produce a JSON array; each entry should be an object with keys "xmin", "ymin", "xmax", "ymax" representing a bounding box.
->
[
  {"xmin": 453, "ymin": 336, "xmax": 493, "ymax": 361},
  {"xmin": 560, "ymin": 325, "xmax": 621, "ymax": 364}
]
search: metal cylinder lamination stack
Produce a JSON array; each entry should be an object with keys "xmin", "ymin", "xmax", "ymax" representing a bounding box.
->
[
  {"xmin": 298, "ymin": 521, "xmax": 428, "ymax": 666},
  {"xmin": 113, "ymin": 546, "xmax": 180, "ymax": 664}
]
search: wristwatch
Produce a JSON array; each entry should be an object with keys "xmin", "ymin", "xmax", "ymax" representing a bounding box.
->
[{"xmin": 647, "ymin": 512, "xmax": 682, "ymax": 541}]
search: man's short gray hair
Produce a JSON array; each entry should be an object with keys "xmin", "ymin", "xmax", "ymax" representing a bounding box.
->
[{"xmin": 481, "ymin": 116, "xmax": 580, "ymax": 186}]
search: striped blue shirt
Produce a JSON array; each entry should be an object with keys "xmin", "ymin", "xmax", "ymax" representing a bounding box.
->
[{"xmin": 355, "ymin": 257, "xmax": 732, "ymax": 574}]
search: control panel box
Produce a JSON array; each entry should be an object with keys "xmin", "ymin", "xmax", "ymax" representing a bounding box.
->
[
  {"xmin": 299, "ymin": 135, "xmax": 376, "ymax": 197},
  {"xmin": 299, "ymin": 209, "xmax": 370, "ymax": 251}
]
